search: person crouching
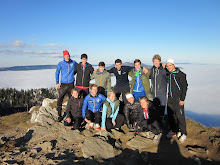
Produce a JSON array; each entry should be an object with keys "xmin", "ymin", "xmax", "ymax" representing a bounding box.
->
[
  {"xmin": 101, "ymin": 92, "xmax": 125, "ymax": 131},
  {"xmin": 135, "ymin": 96, "xmax": 162, "ymax": 143},
  {"xmin": 82, "ymin": 84, "xmax": 106, "ymax": 130}
]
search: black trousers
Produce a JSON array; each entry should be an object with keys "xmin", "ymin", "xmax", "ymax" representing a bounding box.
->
[
  {"xmin": 105, "ymin": 114, "xmax": 125, "ymax": 130},
  {"xmin": 57, "ymin": 83, "xmax": 74, "ymax": 117},
  {"xmin": 114, "ymin": 85, "xmax": 130, "ymax": 105},
  {"xmin": 76, "ymin": 87, "xmax": 89, "ymax": 99},
  {"xmin": 139, "ymin": 119, "xmax": 161, "ymax": 135},
  {"xmin": 85, "ymin": 110, "xmax": 102, "ymax": 124},
  {"xmin": 98, "ymin": 86, "xmax": 107, "ymax": 97},
  {"xmin": 167, "ymin": 97, "xmax": 187, "ymax": 135},
  {"xmin": 64, "ymin": 117, "xmax": 83, "ymax": 129}
]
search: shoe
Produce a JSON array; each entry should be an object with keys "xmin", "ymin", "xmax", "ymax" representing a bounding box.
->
[
  {"xmin": 146, "ymin": 131, "xmax": 151, "ymax": 139},
  {"xmin": 71, "ymin": 126, "xmax": 75, "ymax": 130},
  {"xmin": 95, "ymin": 123, "xmax": 100, "ymax": 130},
  {"xmin": 115, "ymin": 127, "xmax": 119, "ymax": 131},
  {"xmin": 177, "ymin": 132, "xmax": 182, "ymax": 139},
  {"xmin": 134, "ymin": 132, "xmax": 139, "ymax": 137},
  {"xmin": 166, "ymin": 130, "xmax": 176, "ymax": 138},
  {"xmin": 56, "ymin": 116, "xmax": 63, "ymax": 123},
  {"xmin": 89, "ymin": 122, "xmax": 94, "ymax": 129},
  {"xmin": 179, "ymin": 134, "xmax": 187, "ymax": 143},
  {"xmin": 153, "ymin": 134, "xmax": 161, "ymax": 143}
]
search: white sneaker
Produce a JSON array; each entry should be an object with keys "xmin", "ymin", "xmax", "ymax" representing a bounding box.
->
[
  {"xmin": 179, "ymin": 134, "xmax": 187, "ymax": 143},
  {"xmin": 177, "ymin": 132, "xmax": 182, "ymax": 139},
  {"xmin": 89, "ymin": 122, "xmax": 94, "ymax": 129},
  {"xmin": 95, "ymin": 123, "xmax": 101, "ymax": 130},
  {"xmin": 153, "ymin": 134, "xmax": 161, "ymax": 143},
  {"xmin": 146, "ymin": 131, "xmax": 151, "ymax": 139}
]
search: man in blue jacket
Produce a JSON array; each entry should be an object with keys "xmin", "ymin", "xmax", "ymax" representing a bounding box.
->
[
  {"xmin": 82, "ymin": 84, "xmax": 106, "ymax": 130},
  {"xmin": 55, "ymin": 50, "xmax": 78, "ymax": 122}
]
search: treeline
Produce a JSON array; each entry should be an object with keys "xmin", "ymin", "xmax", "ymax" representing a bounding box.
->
[{"xmin": 0, "ymin": 88, "xmax": 58, "ymax": 116}]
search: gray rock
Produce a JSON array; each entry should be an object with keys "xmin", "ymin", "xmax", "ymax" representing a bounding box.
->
[
  {"xmin": 110, "ymin": 129, "xmax": 123, "ymax": 139},
  {"xmin": 0, "ymin": 135, "xmax": 7, "ymax": 145},
  {"xmin": 35, "ymin": 141, "xmax": 53, "ymax": 152},
  {"xmin": 81, "ymin": 137, "xmax": 115, "ymax": 159},
  {"xmin": 126, "ymin": 136, "xmax": 153, "ymax": 151}
]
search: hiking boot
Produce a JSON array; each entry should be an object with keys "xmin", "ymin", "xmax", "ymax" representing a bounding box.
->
[
  {"xmin": 134, "ymin": 132, "xmax": 139, "ymax": 137},
  {"xmin": 166, "ymin": 130, "xmax": 176, "ymax": 138},
  {"xmin": 71, "ymin": 126, "xmax": 75, "ymax": 130},
  {"xmin": 95, "ymin": 123, "xmax": 101, "ymax": 130},
  {"xmin": 177, "ymin": 132, "xmax": 182, "ymax": 139},
  {"xmin": 56, "ymin": 116, "xmax": 63, "ymax": 123},
  {"xmin": 146, "ymin": 131, "xmax": 151, "ymax": 139},
  {"xmin": 153, "ymin": 134, "xmax": 161, "ymax": 143},
  {"xmin": 89, "ymin": 122, "xmax": 94, "ymax": 129},
  {"xmin": 179, "ymin": 134, "xmax": 187, "ymax": 143}
]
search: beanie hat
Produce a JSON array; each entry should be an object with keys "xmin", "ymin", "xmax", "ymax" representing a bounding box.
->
[
  {"xmin": 166, "ymin": 59, "xmax": 174, "ymax": 65},
  {"xmin": 63, "ymin": 50, "xmax": 70, "ymax": 57},
  {"xmin": 126, "ymin": 93, "xmax": 134, "ymax": 99}
]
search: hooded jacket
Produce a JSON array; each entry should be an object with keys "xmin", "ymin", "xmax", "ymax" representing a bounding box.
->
[
  {"xmin": 90, "ymin": 69, "xmax": 111, "ymax": 92},
  {"xmin": 55, "ymin": 59, "xmax": 78, "ymax": 84},
  {"xmin": 66, "ymin": 96, "xmax": 83, "ymax": 118},
  {"xmin": 150, "ymin": 64, "xmax": 168, "ymax": 97},
  {"xmin": 82, "ymin": 94, "xmax": 106, "ymax": 119},
  {"xmin": 75, "ymin": 62, "xmax": 94, "ymax": 87},
  {"xmin": 167, "ymin": 68, "xmax": 188, "ymax": 101}
]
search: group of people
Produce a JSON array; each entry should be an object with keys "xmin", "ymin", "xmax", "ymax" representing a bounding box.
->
[{"xmin": 55, "ymin": 50, "xmax": 188, "ymax": 143}]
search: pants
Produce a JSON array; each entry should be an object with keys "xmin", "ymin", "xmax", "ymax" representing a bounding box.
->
[
  {"xmin": 129, "ymin": 114, "xmax": 138, "ymax": 125},
  {"xmin": 114, "ymin": 85, "xmax": 130, "ymax": 105},
  {"xmin": 153, "ymin": 95, "xmax": 167, "ymax": 118},
  {"xmin": 139, "ymin": 119, "xmax": 161, "ymax": 135},
  {"xmin": 105, "ymin": 114, "xmax": 125, "ymax": 130},
  {"xmin": 85, "ymin": 110, "xmax": 102, "ymax": 124},
  {"xmin": 76, "ymin": 87, "xmax": 89, "ymax": 99},
  {"xmin": 57, "ymin": 83, "xmax": 74, "ymax": 117},
  {"xmin": 133, "ymin": 91, "xmax": 146, "ymax": 101},
  {"xmin": 98, "ymin": 86, "xmax": 107, "ymax": 97},
  {"xmin": 64, "ymin": 117, "xmax": 83, "ymax": 129},
  {"xmin": 167, "ymin": 97, "xmax": 187, "ymax": 135}
]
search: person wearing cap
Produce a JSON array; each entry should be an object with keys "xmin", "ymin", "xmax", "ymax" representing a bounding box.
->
[
  {"xmin": 90, "ymin": 61, "xmax": 111, "ymax": 97},
  {"xmin": 129, "ymin": 59, "xmax": 153, "ymax": 101},
  {"xmin": 166, "ymin": 59, "xmax": 188, "ymax": 143},
  {"xmin": 74, "ymin": 54, "xmax": 94, "ymax": 98},
  {"xmin": 150, "ymin": 54, "xmax": 168, "ymax": 123},
  {"xmin": 55, "ymin": 50, "xmax": 78, "ymax": 122},
  {"xmin": 123, "ymin": 93, "xmax": 141, "ymax": 129}
]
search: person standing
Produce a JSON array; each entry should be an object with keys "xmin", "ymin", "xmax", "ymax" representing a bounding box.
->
[
  {"xmin": 75, "ymin": 54, "xmax": 94, "ymax": 98},
  {"xmin": 129, "ymin": 59, "xmax": 153, "ymax": 101},
  {"xmin": 55, "ymin": 50, "xmax": 78, "ymax": 122},
  {"xmin": 166, "ymin": 59, "xmax": 188, "ymax": 143},
  {"xmin": 150, "ymin": 54, "xmax": 168, "ymax": 122},
  {"xmin": 90, "ymin": 61, "xmax": 111, "ymax": 96}
]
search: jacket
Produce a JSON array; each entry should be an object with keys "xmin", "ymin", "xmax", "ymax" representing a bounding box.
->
[
  {"xmin": 55, "ymin": 59, "xmax": 78, "ymax": 84},
  {"xmin": 167, "ymin": 68, "xmax": 188, "ymax": 101},
  {"xmin": 66, "ymin": 96, "xmax": 83, "ymax": 118},
  {"xmin": 129, "ymin": 68, "xmax": 153, "ymax": 100},
  {"xmin": 75, "ymin": 62, "xmax": 94, "ymax": 87},
  {"xmin": 102, "ymin": 98, "xmax": 120, "ymax": 128},
  {"xmin": 82, "ymin": 94, "xmax": 106, "ymax": 119},
  {"xmin": 90, "ymin": 69, "xmax": 111, "ymax": 92},
  {"xmin": 123, "ymin": 101, "xmax": 141, "ymax": 125},
  {"xmin": 108, "ymin": 66, "xmax": 132, "ymax": 86},
  {"xmin": 150, "ymin": 64, "xmax": 168, "ymax": 97}
]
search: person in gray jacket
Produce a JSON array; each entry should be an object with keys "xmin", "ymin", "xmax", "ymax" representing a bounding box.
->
[{"xmin": 150, "ymin": 54, "xmax": 168, "ymax": 122}]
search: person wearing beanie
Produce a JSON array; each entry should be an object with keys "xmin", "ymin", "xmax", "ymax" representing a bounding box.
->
[
  {"xmin": 90, "ymin": 61, "xmax": 111, "ymax": 97},
  {"xmin": 166, "ymin": 58, "xmax": 188, "ymax": 143},
  {"xmin": 55, "ymin": 50, "xmax": 78, "ymax": 122},
  {"xmin": 74, "ymin": 54, "xmax": 94, "ymax": 98}
]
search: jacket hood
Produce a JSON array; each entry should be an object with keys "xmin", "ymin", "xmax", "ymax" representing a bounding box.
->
[
  {"xmin": 153, "ymin": 63, "xmax": 163, "ymax": 70},
  {"xmin": 96, "ymin": 69, "xmax": 107, "ymax": 75}
]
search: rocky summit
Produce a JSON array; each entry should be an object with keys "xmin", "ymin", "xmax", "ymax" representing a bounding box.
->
[{"xmin": 0, "ymin": 98, "xmax": 219, "ymax": 165}]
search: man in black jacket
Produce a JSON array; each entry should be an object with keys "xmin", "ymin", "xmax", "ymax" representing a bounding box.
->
[
  {"xmin": 64, "ymin": 88, "xmax": 84, "ymax": 130},
  {"xmin": 123, "ymin": 93, "xmax": 141, "ymax": 129},
  {"xmin": 166, "ymin": 59, "xmax": 188, "ymax": 143},
  {"xmin": 75, "ymin": 54, "xmax": 94, "ymax": 98}
]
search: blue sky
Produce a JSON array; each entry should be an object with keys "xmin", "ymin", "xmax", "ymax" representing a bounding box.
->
[{"xmin": 0, "ymin": 0, "xmax": 219, "ymax": 67}]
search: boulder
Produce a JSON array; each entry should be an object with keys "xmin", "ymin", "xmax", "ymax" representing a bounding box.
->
[{"xmin": 126, "ymin": 136, "xmax": 153, "ymax": 151}]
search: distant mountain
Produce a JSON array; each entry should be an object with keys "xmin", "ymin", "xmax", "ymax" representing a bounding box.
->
[
  {"xmin": 105, "ymin": 62, "xmax": 152, "ymax": 70},
  {"xmin": 0, "ymin": 65, "xmax": 57, "ymax": 71}
]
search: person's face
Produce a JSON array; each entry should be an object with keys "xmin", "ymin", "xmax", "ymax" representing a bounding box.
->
[
  {"xmin": 127, "ymin": 97, "xmax": 134, "ymax": 104},
  {"xmin": 72, "ymin": 90, "xmax": 78, "ymax": 99},
  {"xmin": 109, "ymin": 93, "xmax": 116, "ymax": 102},
  {"xmin": 134, "ymin": 62, "xmax": 141, "ymax": 71},
  {"xmin": 64, "ymin": 55, "xmax": 70, "ymax": 62},
  {"xmin": 115, "ymin": 62, "xmax": 122, "ymax": 70},
  {"xmin": 99, "ymin": 66, "xmax": 105, "ymax": 72},
  {"xmin": 166, "ymin": 63, "xmax": 175, "ymax": 72},
  {"xmin": 81, "ymin": 58, "xmax": 87, "ymax": 65},
  {"xmin": 140, "ymin": 99, "xmax": 149, "ymax": 109},
  {"xmin": 90, "ymin": 86, "xmax": 98, "ymax": 96},
  {"xmin": 153, "ymin": 59, "xmax": 161, "ymax": 68}
]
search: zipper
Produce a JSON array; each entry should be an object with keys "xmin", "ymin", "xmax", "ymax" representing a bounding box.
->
[
  {"xmin": 93, "ymin": 97, "xmax": 95, "ymax": 112},
  {"xmin": 100, "ymin": 74, "xmax": 102, "ymax": 87},
  {"xmin": 68, "ymin": 62, "xmax": 70, "ymax": 83},
  {"xmin": 155, "ymin": 68, "xmax": 157, "ymax": 97},
  {"xmin": 82, "ymin": 69, "xmax": 85, "ymax": 86}
]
